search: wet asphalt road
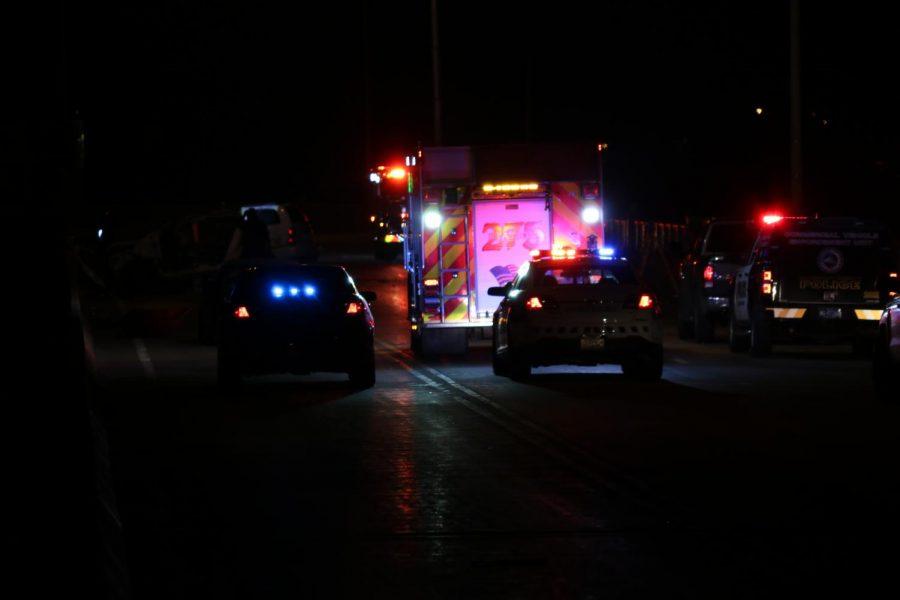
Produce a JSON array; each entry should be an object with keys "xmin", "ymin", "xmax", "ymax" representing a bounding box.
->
[{"xmin": 89, "ymin": 257, "xmax": 900, "ymax": 598}]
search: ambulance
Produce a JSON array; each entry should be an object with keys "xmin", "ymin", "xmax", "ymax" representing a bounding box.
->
[{"xmin": 402, "ymin": 144, "xmax": 607, "ymax": 355}]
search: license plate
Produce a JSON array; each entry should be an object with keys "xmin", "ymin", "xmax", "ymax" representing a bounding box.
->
[
  {"xmin": 580, "ymin": 336, "xmax": 606, "ymax": 350},
  {"xmin": 819, "ymin": 307, "xmax": 842, "ymax": 320}
]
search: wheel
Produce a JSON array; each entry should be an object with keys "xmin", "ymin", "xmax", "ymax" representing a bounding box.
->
[
  {"xmin": 491, "ymin": 334, "xmax": 509, "ymax": 377},
  {"xmin": 217, "ymin": 346, "xmax": 243, "ymax": 389},
  {"xmin": 749, "ymin": 312, "xmax": 772, "ymax": 357},
  {"xmin": 621, "ymin": 346, "xmax": 664, "ymax": 381},
  {"xmin": 348, "ymin": 348, "xmax": 376, "ymax": 389},
  {"xmin": 410, "ymin": 327, "xmax": 423, "ymax": 358},
  {"xmin": 693, "ymin": 302, "xmax": 714, "ymax": 342},
  {"xmin": 348, "ymin": 362, "xmax": 376, "ymax": 389},
  {"xmin": 873, "ymin": 329, "xmax": 893, "ymax": 402},
  {"xmin": 507, "ymin": 352, "xmax": 531, "ymax": 380},
  {"xmin": 677, "ymin": 319, "xmax": 693, "ymax": 340},
  {"xmin": 852, "ymin": 337, "xmax": 874, "ymax": 358},
  {"xmin": 728, "ymin": 312, "xmax": 750, "ymax": 353}
]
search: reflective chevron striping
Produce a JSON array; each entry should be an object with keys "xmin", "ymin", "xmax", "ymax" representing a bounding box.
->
[{"xmin": 770, "ymin": 307, "xmax": 807, "ymax": 319}]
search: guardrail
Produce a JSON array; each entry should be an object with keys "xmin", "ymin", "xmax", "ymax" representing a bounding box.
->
[
  {"xmin": 605, "ymin": 219, "xmax": 689, "ymax": 306},
  {"xmin": 606, "ymin": 219, "xmax": 688, "ymax": 252}
]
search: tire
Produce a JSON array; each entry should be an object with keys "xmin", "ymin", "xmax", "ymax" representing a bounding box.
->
[
  {"xmin": 852, "ymin": 337, "xmax": 874, "ymax": 358},
  {"xmin": 491, "ymin": 332, "xmax": 509, "ymax": 377},
  {"xmin": 728, "ymin": 312, "xmax": 750, "ymax": 353},
  {"xmin": 693, "ymin": 303, "xmax": 714, "ymax": 342},
  {"xmin": 749, "ymin": 312, "xmax": 772, "ymax": 357},
  {"xmin": 348, "ymin": 361, "xmax": 376, "ymax": 389},
  {"xmin": 348, "ymin": 346, "xmax": 376, "ymax": 389},
  {"xmin": 410, "ymin": 327, "xmax": 423, "ymax": 358},
  {"xmin": 217, "ymin": 346, "xmax": 243, "ymax": 390},
  {"xmin": 508, "ymin": 353, "xmax": 531, "ymax": 380},
  {"xmin": 677, "ymin": 319, "xmax": 693, "ymax": 340},
  {"xmin": 621, "ymin": 346, "xmax": 664, "ymax": 382},
  {"xmin": 873, "ymin": 329, "xmax": 893, "ymax": 402}
]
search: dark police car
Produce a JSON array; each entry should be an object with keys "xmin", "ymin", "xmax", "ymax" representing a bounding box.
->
[
  {"xmin": 731, "ymin": 215, "xmax": 897, "ymax": 356},
  {"xmin": 217, "ymin": 262, "xmax": 377, "ymax": 388}
]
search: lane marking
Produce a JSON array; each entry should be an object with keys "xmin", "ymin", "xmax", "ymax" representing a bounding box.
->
[{"xmin": 375, "ymin": 339, "xmax": 660, "ymax": 514}]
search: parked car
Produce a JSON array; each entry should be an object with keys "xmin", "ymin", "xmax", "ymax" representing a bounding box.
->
[
  {"xmin": 240, "ymin": 204, "xmax": 318, "ymax": 261},
  {"xmin": 678, "ymin": 219, "xmax": 757, "ymax": 341}
]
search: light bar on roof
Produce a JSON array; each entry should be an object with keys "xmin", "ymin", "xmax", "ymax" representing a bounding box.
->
[{"xmin": 482, "ymin": 182, "xmax": 540, "ymax": 193}]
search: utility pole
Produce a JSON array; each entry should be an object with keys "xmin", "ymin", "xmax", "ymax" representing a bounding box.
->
[
  {"xmin": 430, "ymin": 0, "xmax": 443, "ymax": 145},
  {"xmin": 790, "ymin": 0, "xmax": 802, "ymax": 209}
]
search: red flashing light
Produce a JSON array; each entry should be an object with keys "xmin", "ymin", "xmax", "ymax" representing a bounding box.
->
[
  {"xmin": 234, "ymin": 306, "xmax": 251, "ymax": 319},
  {"xmin": 526, "ymin": 297, "xmax": 543, "ymax": 310},
  {"xmin": 638, "ymin": 294, "xmax": 654, "ymax": 310},
  {"xmin": 703, "ymin": 264, "xmax": 715, "ymax": 282},
  {"xmin": 529, "ymin": 249, "xmax": 540, "ymax": 258},
  {"xmin": 763, "ymin": 270, "xmax": 773, "ymax": 282},
  {"xmin": 386, "ymin": 167, "xmax": 407, "ymax": 180},
  {"xmin": 762, "ymin": 283, "xmax": 772, "ymax": 295},
  {"xmin": 762, "ymin": 214, "xmax": 784, "ymax": 225},
  {"xmin": 346, "ymin": 301, "xmax": 363, "ymax": 315}
]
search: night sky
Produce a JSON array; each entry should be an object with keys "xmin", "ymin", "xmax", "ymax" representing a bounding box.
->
[{"xmin": 71, "ymin": 2, "xmax": 900, "ymax": 222}]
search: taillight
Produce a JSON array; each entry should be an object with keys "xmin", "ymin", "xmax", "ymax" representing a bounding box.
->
[
  {"xmin": 525, "ymin": 297, "xmax": 543, "ymax": 310},
  {"xmin": 346, "ymin": 301, "xmax": 364, "ymax": 315},
  {"xmin": 234, "ymin": 306, "xmax": 251, "ymax": 319},
  {"xmin": 761, "ymin": 270, "xmax": 773, "ymax": 295},
  {"xmin": 638, "ymin": 294, "xmax": 654, "ymax": 310},
  {"xmin": 703, "ymin": 264, "xmax": 714, "ymax": 282}
]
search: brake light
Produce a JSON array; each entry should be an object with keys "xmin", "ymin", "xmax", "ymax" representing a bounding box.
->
[
  {"xmin": 234, "ymin": 306, "xmax": 251, "ymax": 319},
  {"xmin": 890, "ymin": 272, "xmax": 898, "ymax": 279},
  {"xmin": 346, "ymin": 301, "xmax": 364, "ymax": 315},
  {"xmin": 761, "ymin": 214, "xmax": 784, "ymax": 225},
  {"xmin": 763, "ymin": 270, "xmax": 773, "ymax": 282},
  {"xmin": 638, "ymin": 294, "xmax": 654, "ymax": 309},
  {"xmin": 703, "ymin": 264, "xmax": 714, "ymax": 282},
  {"xmin": 526, "ymin": 297, "xmax": 543, "ymax": 310}
]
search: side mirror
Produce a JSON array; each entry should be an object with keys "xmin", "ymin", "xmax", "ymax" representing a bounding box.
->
[
  {"xmin": 487, "ymin": 284, "xmax": 510, "ymax": 297},
  {"xmin": 360, "ymin": 291, "xmax": 377, "ymax": 304}
]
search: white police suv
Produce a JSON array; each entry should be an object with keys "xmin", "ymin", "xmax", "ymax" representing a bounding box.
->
[{"xmin": 490, "ymin": 248, "xmax": 663, "ymax": 381}]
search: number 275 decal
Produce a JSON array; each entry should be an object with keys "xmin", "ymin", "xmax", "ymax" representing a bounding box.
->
[{"xmin": 482, "ymin": 222, "xmax": 546, "ymax": 251}]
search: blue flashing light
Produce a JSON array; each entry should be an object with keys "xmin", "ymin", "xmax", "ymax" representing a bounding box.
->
[
  {"xmin": 289, "ymin": 286, "xmax": 300, "ymax": 297},
  {"xmin": 303, "ymin": 285, "xmax": 316, "ymax": 297},
  {"xmin": 599, "ymin": 247, "xmax": 615, "ymax": 257},
  {"xmin": 271, "ymin": 285, "xmax": 285, "ymax": 299}
]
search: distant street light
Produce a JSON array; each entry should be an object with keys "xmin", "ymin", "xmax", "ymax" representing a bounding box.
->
[{"xmin": 755, "ymin": 107, "xmax": 764, "ymax": 116}]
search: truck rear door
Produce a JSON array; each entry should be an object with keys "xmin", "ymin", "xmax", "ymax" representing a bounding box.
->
[{"xmin": 472, "ymin": 199, "xmax": 551, "ymax": 318}]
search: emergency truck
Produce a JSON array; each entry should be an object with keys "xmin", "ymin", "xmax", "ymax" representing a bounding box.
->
[{"xmin": 401, "ymin": 144, "xmax": 606, "ymax": 355}]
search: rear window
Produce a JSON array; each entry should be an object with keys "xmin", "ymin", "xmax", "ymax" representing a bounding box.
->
[
  {"xmin": 532, "ymin": 262, "xmax": 636, "ymax": 287},
  {"xmin": 254, "ymin": 209, "xmax": 281, "ymax": 225},
  {"xmin": 705, "ymin": 222, "xmax": 756, "ymax": 255}
]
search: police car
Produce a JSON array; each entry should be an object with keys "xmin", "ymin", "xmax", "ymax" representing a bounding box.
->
[
  {"xmin": 730, "ymin": 215, "xmax": 897, "ymax": 356},
  {"xmin": 490, "ymin": 247, "xmax": 663, "ymax": 381},
  {"xmin": 216, "ymin": 262, "xmax": 377, "ymax": 389}
]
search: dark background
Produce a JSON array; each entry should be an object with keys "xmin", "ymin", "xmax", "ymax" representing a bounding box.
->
[
  {"xmin": 63, "ymin": 1, "xmax": 900, "ymax": 223},
  {"xmin": 3, "ymin": 4, "xmax": 899, "ymax": 597}
]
